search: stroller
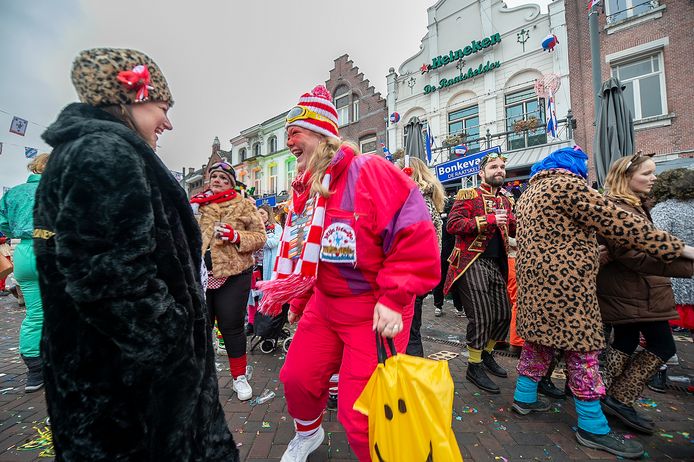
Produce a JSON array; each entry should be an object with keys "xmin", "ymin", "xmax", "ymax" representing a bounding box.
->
[{"xmin": 250, "ymin": 303, "xmax": 293, "ymax": 354}]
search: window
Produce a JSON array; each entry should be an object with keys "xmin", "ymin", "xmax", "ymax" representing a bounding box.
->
[
  {"xmin": 360, "ymin": 136, "xmax": 378, "ymax": 154},
  {"xmin": 253, "ymin": 142, "xmax": 261, "ymax": 158},
  {"xmin": 353, "ymin": 99, "xmax": 360, "ymax": 122},
  {"xmin": 612, "ymin": 54, "xmax": 665, "ymax": 120},
  {"xmin": 268, "ymin": 165, "xmax": 278, "ymax": 194},
  {"xmin": 253, "ymin": 170, "xmax": 262, "ymax": 195},
  {"xmin": 448, "ymin": 105, "xmax": 480, "ymax": 155},
  {"xmin": 505, "ymin": 88, "xmax": 546, "ymax": 151},
  {"xmin": 335, "ymin": 93, "xmax": 350, "ymax": 127},
  {"xmin": 268, "ymin": 136, "xmax": 277, "ymax": 154},
  {"xmin": 239, "ymin": 148, "xmax": 247, "ymax": 162},
  {"xmin": 286, "ymin": 158, "xmax": 296, "ymax": 187},
  {"xmin": 606, "ymin": 0, "xmax": 656, "ymax": 23}
]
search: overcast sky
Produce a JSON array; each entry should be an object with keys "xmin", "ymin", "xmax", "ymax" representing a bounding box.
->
[{"xmin": 0, "ymin": 0, "xmax": 549, "ymax": 190}]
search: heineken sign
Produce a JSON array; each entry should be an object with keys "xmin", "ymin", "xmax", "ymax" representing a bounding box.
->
[
  {"xmin": 424, "ymin": 61, "xmax": 501, "ymax": 94},
  {"xmin": 421, "ymin": 33, "xmax": 502, "ymax": 74}
]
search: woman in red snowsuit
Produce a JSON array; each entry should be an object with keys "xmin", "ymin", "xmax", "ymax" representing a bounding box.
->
[{"xmin": 258, "ymin": 86, "xmax": 440, "ymax": 462}]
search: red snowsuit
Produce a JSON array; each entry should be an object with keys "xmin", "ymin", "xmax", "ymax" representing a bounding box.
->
[{"xmin": 280, "ymin": 147, "xmax": 440, "ymax": 461}]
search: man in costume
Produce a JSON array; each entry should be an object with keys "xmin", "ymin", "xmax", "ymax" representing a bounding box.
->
[{"xmin": 444, "ymin": 153, "xmax": 516, "ymax": 393}]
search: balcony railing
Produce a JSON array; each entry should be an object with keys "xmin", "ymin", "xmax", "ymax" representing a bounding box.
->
[{"xmin": 428, "ymin": 110, "xmax": 577, "ymax": 166}]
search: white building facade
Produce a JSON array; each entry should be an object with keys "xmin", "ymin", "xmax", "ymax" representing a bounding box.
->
[
  {"xmin": 387, "ymin": 0, "xmax": 573, "ymax": 187},
  {"xmin": 230, "ymin": 111, "xmax": 295, "ymax": 200}
]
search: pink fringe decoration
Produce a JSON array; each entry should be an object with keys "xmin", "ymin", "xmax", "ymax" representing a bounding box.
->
[{"xmin": 257, "ymin": 273, "xmax": 316, "ymax": 316}]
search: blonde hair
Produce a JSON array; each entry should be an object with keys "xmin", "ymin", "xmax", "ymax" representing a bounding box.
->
[
  {"xmin": 396, "ymin": 157, "xmax": 445, "ymax": 211},
  {"xmin": 28, "ymin": 153, "xmax": 50, "ymax": 174},
  {"xmin": 259, "ymin": 204, "xmax": 276, "ymax": 226},
  {"xmin": 306, "ymin": 138, "xmax": 359, "ymax": 198},
  {"xmin": 604, "ymin": 154, "xmax": 655, "ymax": 206}
]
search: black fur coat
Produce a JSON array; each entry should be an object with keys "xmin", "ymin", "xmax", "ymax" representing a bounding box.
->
[{"xmin": 34, "ymin": 103, "xmax": 239, "ymax": 461}]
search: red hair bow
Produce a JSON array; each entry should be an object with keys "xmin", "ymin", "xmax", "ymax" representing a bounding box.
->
[{"xmin": 117, "ymin": 64, "xmax": 153, "ymax": 102}]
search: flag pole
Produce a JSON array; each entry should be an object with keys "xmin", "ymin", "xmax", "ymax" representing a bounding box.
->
[{"xmin": 588, "ymin": 1, "xmax": 602, "ymax": 123}]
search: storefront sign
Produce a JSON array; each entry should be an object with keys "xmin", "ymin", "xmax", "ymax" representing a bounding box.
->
[
  {"xmin": 256, "ymin": 195, "xmax": 277, "ymax": 207},
  {"xmin": 422, "ymin": 33, "xmax": 501, "ymax": 74},
  {"xmin": 434, "ymin": 146, "xmax": 501, "ymax": 183},
  {"xmin": 424, "ymin": 61, "xmax": 501, "ymax": 94}
]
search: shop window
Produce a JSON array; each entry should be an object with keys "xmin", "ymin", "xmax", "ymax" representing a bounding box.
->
[
  {"xmin": 505, "ymin": 88, "xmax": 546, "ymax": 151},
  {"xmin": 606, "ymin": 0, "xmax": 657, "ymax": 24},
  {"xmin": 611, "ymin": 54, "xmax": 666, "ymax": 120},
  {"xmin": 360, "ymin": 136, "xmax": 378, "ymax": 154},
  {"xmin": 448, "ymin": 105, "xmax": 480, "ymax": 155}
]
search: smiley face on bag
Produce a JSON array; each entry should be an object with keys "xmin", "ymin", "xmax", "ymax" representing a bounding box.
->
[{"xmin": 373, "ymin": 397, "xmax": 434, "ymax": 462}]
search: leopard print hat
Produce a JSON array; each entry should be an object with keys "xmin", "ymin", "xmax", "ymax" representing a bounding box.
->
[{"xmin": 71, "ymin": 48, "xmax": 173, "ymax": 107}]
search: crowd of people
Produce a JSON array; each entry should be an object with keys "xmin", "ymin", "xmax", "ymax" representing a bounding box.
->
[{"xmin": 1, "ymin": 46, "xmax": 693, "ymax": 461}]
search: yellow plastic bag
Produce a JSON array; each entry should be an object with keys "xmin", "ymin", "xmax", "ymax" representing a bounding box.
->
[{"xmin": 354, "ymin": 335, "xmax": 463, "ymax": 462}]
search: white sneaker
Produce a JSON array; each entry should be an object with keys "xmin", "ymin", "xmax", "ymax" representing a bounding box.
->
[
  {"xmin": 232, "ymin": 375, "xmax": 253, "ymax": 401},
  {"xmin": 281, "ymin": 427, "xmax": 325, "ymax": 462},
  {"xmin": 434, "ymin": 307, "xmax": 443, "ymax": 317}
]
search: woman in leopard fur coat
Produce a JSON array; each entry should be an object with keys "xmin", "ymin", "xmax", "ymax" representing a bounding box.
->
[{"xmin": 510, "ymin": 146, "xmax": 694, "ymax": 459}]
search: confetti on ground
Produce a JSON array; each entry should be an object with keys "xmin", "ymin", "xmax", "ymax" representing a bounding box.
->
[
  {"xmin": 16, "ymin": 425, "xmax": 53, "ymax": 457},
  {"xmin": 427, "ymin": 350, "xmax": 460, "ymax": 361},
  {"xmin": 660, "ymin": 433, "xmax": 674, "ymax": 439},
  {"xmin": 261, "ymin": 422, "xmax": 270, "ymax": 428},
  {"xmin": 636, "ymin": 397, "xmax": 657, "ymax": 408},
  {"xmin": 494, "ymin": 457, "xmax": 508, "ymax": 462},
  {"xmin": 461, "ymin": 406, "xmax": 478, "ymax": 414}
]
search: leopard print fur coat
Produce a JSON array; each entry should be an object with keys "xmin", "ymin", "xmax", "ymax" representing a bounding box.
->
[{"xmin": 515, "ymin": 170, "xmax": 684, "ymax": 352}]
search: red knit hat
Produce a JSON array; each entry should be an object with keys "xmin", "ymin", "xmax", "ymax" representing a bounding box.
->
[{"xmin": 285, "ymin": 85, "xmax": 340, "ymax": 139}]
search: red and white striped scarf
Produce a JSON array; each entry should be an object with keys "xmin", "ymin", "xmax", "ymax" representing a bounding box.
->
[{"xmin": 257, "ymin": 166, "xmax": 332, "ymax": 316}]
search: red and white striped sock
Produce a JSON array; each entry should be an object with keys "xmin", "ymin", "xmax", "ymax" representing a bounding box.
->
[{"xmin": 294, "ymin": 415, "xmax": 323, "ymax": 437}]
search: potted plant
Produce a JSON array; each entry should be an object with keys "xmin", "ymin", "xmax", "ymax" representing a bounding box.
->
[
  {"xmin": 512, "ymin": 116, "xmax": 539, "ymax": 133},
  {"xmin": 443, "ymin": 133, "xmax": 467, "ymax": 148}
]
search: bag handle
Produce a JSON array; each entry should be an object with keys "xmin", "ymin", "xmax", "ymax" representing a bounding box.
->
[{"xmin": 376, "ymin": 332, "xmax": 397, "ymax": 365}]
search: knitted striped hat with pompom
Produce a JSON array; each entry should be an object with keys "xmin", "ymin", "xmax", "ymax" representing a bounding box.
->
[{"xmin": 285, "ymin": 85, "xmax": 340, "ymax": 139}]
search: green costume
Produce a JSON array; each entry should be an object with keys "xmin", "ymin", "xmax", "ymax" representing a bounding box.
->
[{"xmin": 0, "ymin": 174, "xmax": 43, "ymax": 357}]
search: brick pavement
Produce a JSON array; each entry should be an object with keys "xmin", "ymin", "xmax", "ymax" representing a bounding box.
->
[{"xmin": 1, "ymin": 294, "xmax": 693, "ymax": 461}]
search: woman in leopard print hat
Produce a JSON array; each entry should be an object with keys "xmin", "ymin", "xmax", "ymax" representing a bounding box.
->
[{"xmin": 34, "ymin": 48, "xmax": 238, "ymax": 461}]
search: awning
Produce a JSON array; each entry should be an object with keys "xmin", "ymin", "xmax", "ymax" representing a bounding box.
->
[{"xmin": 505, "ymin": 140, "xmax": 575, "ymax": 171}]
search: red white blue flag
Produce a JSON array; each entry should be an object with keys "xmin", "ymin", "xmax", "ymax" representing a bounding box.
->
[
  {"xmin": 546, "ymin": 95, "xmax": 558, "ymax": 139},
  {"xmin": 586, "ymin": 0, "xmax": 600, "ymax": 11}
]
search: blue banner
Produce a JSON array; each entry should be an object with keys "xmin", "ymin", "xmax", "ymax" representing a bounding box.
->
[
  {"xmin": 434, "ymin": 146, "xmax": 501, "ymax": 183},
  {"xmin": 256, "ymin": 195, "xmax": 277, "ymax": 207}
]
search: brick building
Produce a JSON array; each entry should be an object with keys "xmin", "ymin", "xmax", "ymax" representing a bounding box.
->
[
  {"xmin": 566, "ymin": 0, "xmax": 694, "ymax": 173},
  {"xmin": 325, "ymin": 54, "xmax": 387, "ymax": 154},
  {"xmin": 182, "ymin": 136, "xmax": 230, "ymax": 197}
]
